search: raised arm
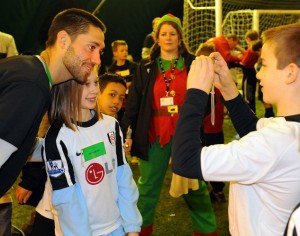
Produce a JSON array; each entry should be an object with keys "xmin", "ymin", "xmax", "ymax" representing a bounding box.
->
[
  {"xmin": 172, "ymin": 57, "xmax": 214, "ymax": 178},
  {"xmin": 172, "ymin": 55, "xmax": 257, "ymax": 178},
  {"xmin": 209, "ymin": 52, "xmax": 239, "ymax": 100},
  {"xmin": 210, "ymin": 52, "xmax": 258, "ymax": 136}
]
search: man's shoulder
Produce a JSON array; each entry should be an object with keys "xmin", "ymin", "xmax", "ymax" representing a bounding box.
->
[
  {"xmin": 0, "ymin": 55, "xmax": 41, "ymax": 70},
  {"xmin": 0, "ymin": 56, "xmax": 49, "ymax": 93}
]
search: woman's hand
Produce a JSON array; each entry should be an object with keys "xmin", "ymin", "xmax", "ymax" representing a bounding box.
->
[{"xmin": 124, "ymin": 138, "xmax": 133, "ymax": 156}]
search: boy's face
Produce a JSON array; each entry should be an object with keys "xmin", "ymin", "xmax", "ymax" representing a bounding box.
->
[
  {"xmin": 256, "ymin": 42, "xmax": 286, "ymax": 105},
  {"xmin": 97, "ymin": 82, "xmax": 126, "ymax": 117},
  {"xmin": 113, "ymin": 45, "xmax": 128, "ymax": 61}
]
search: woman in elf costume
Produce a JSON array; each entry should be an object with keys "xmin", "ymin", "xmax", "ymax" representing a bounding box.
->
[{"xmin": 122, "ymin": 13, "xmax": 218, "ymax": 236}]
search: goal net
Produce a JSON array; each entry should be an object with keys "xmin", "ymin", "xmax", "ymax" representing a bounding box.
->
[
  {"xmin": 222, "ymin": 9, "xmax": 300, "ymax": 48},
  {"xmin": 183, "ymin": 0, "xmax": 220, "ymax": 53},
  {"xmin": 183, "ymin": 0, "xmax": 300, "ymax": 52}
]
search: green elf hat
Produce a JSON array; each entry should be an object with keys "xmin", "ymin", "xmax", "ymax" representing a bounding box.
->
[{"xmin": 157, "ymin": 13, "xmax": 182, "ymax": 30}]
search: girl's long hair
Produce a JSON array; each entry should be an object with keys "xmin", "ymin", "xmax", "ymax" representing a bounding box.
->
[{"xmin": 48, "ymin": 79, "xmax": 83, "ymax": 131}]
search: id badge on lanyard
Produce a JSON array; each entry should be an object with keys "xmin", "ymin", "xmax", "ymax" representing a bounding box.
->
[
  {"xmin": 159, "ymin": 57, "xmax": 179, "ymax": 115},
  {"xmin": 160, "ymin": 96, "xmax": 178, "ymax": 115},
  {"xmin": 160, "ymin": 96, "xmax": 174, "ymax": 107}
]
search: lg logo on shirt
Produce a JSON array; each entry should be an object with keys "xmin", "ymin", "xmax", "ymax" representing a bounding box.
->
[
  {"xmin": 85, "ymin": 163, "xmax": 105, "ymax": 185},
  {"xmin": 85, "ymin": 158, "xmax": 116, "ymax": 185}
]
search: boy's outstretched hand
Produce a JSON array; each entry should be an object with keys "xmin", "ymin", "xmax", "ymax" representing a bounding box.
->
[
  {"xmin": 209, "ymin": 52, "xmax": 239, "ymax": 100},
  {"xmin": 187, "ymin": 55, "xmax": 214, "ymax": 94},
  {"xmin": 187, "ymin": 53, "xmax": 239, "ymax": 100}
]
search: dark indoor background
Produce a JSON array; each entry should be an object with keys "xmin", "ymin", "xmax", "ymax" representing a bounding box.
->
[{"xmin": 0, "ymin": 0, "xmax": 299, "ymax": 68}]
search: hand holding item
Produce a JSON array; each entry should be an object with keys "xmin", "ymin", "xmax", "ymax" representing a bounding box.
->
[
  {"xmin": 187, "ymin": 55, "xmax": 214, "ymax": 94},
  {"xmin": 209, "ymin": 52, "xmax": 239, "ymax": 100}
]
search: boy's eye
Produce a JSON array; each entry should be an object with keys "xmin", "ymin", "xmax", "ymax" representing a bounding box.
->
[{"xmin": 109, "ymin": 93, "xmax": 116, "ymax": 97}]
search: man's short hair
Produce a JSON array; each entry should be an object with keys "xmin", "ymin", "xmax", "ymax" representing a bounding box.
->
[{"xmin": 46, "ymin": 8, "xmax": 106, "ymax": 47}]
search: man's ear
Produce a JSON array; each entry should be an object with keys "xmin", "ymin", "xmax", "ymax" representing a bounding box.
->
[
  {"xmin": 286, "ymin": 63, "xmax": 299, "ymax": 84},
  {"xmin": 57, "ymin": 30, "xmax": 70, "ymax": 49}
]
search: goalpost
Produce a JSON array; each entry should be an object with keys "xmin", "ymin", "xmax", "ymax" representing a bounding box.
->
[
  {"xmin": 221, "ymin": 9, "xmax": 300, "ymax": 87},
  {"xmin": 222, "ymin": 9, "xmax": 300, "ymax": 48},
  {"xmin": 183, "ymin": 0, "xmax": 300, "ymax": 52},
  {"xmin": 183, "ymin": 0, "xmax": 222, "ymax": 53},
  {"xmin": 184, "ymin": 1, "xmax": 300, "ymax": 88}
]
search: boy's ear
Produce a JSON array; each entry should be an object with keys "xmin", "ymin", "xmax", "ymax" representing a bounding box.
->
[{"xmin": 286, "ymin": 63, "xmax": 299, "ymax": 84}]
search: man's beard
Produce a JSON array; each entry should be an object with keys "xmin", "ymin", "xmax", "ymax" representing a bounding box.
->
[{"xmin": 63, "ymin": 45, "xmax": 93, "ymax": 83}]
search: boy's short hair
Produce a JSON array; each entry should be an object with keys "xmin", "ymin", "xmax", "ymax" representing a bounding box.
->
[
  {"xmin": 111, "ymin": 40, "xmax": 128, "ymax": 52},
  {"xmin": 46, "ymin": 8, "xmax": 106, "ymax": 47},
  {"xmin": 245, "ymin": 30, "xmax": 259, "ymax": 41},
  {"xmin": 262, "ymin": 22, "xmax": 300, "ymax": 69},
  {"xmin": 252, "ymin": 40, "xmax": 262, "ymax": 52},
  {"xmin": 196, "ymin": 43, "xmax": 216, "ymax": 56},
  {"xmin": 99, "ymin": 73, "xmax": 127, "ymax": 92}
]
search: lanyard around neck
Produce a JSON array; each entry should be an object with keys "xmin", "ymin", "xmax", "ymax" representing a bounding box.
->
[
  {"xmin": 159, "ymin": 58, "xmax": 178, "ymax": 95},
  {"xmin": 36, "ymin": 55, "xmax": 54, "ymax": 86}
]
